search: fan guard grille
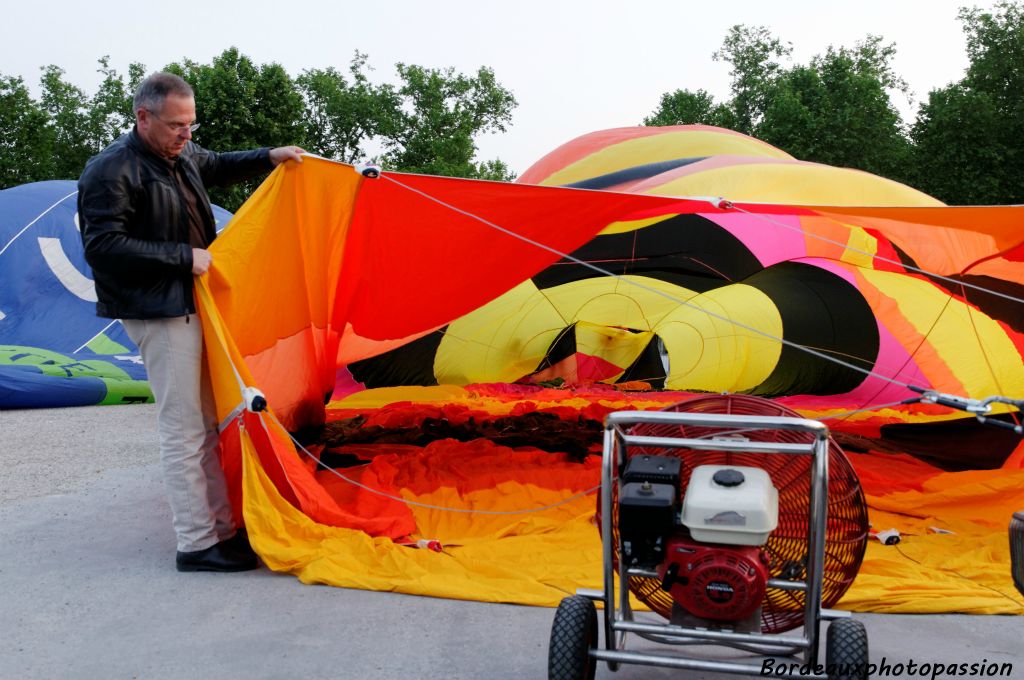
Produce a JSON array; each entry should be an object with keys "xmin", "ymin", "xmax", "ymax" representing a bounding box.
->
[{"xmin": 604, "ymin": 394, "xmax": 868, "ymax": 634}]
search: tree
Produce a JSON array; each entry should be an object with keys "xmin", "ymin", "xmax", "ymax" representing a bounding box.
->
[
  {"xmin": 381, "ymin": 63, "xmax": 517, "ymax": 179},
  {"xmin": 471, "ymin": 158, "xmax": 516, "ymax": 182},
  {"xmin": 911, "ymin": 85, "xmax": 1005, "ymax": 203},
  {"xmin": 170, "ymin": 48, "xmax": 306, "ymax": 211},
  {"xmin": 644, "ymin": 26, "xmax": 914, "ymax": 187},
  {"xmin": 758, "ymin": 37, "xmax": 913, "ymax": 182},
  {"xmin": 297, "ymin": 53, "xmax": 399, "ymax": 163},
  {"xmin": 1, "ymin": 59, "xmax": 141, "ymax": 188},
  {"xmin": 35, "ymin": 59, "xmax": 141, "ymax": 182},
  {"xmin": 912, "ymin": 1, "xmax": 1024, "ymax": 203},
  {"xmin": 0, "ymin": 75, "xmax": 54, "ymax": 187},
  {"xmin": 39, "ymin": 65, "xmax": 94, "ymax": 180},
  {"xmin": 712, "ymin": 25, "xmax": 793, "ymax": 134},
  {"xmin": 87, "ymin": 57, "xmax": 139, "ymax": 148},
  {"xmin": 0, "ymin": 50, "xmax": 520, "ymax": 198},
  {"xmin": 642, "ymin": 89, "xmax": 736, "ymax": 128}
]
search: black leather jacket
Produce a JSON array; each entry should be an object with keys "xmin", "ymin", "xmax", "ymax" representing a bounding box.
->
[{"xmin": 78, "ymin": 129, "xmax": 273, "ymax": 319}]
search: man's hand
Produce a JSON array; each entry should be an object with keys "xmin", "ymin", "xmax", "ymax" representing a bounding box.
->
[
  {"xmin": 192, "ymin": 248, "xmax": 213, "ymax": 275},
  {"xmin": 269, "ymin": 145, "xmax": 306, "ymax": 166}
]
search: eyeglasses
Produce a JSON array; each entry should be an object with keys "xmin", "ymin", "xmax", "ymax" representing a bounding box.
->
[{"xmin": 144, "ymin": 109, "xmax": 200, "ymax": 134}]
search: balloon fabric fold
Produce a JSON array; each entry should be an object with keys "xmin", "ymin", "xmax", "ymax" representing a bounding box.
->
[{"xmin": 196, "ymin": 130, "xmax": 1023, "ymax": 616}]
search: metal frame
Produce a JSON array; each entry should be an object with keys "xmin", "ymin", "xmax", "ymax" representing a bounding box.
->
[{"xmin": 583, "ymin": 410, "xmax": 835, "ymax": 678}]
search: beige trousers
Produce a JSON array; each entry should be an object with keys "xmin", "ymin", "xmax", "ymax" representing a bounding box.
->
[{"xmin": 123, "ymin": 316, "xmax": 233, "ymax": 552}]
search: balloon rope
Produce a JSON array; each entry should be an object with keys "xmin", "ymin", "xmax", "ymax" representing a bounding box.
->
[
  {"xmin": 268, "ymin": 411, "xmax": 601, "ymax": 516},
  {"xmin": 0, "ymin": 190, "xmax": 78, "ymax": 258},
  {"xmin": 728, "ymin": 204, "xmax": 1024, "ymax": 306},
  {"xmin": 380, "ymin": 173, "xmax": 920, "ymax": 393},
  {"xmin": 730, "ymin": 204, "xmax": 1020, "ymax": 423}
]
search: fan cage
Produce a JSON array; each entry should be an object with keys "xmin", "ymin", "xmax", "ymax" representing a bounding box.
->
[{"xmin": 602, "ymin": 394, "xmax": 869, "ymax": 634}]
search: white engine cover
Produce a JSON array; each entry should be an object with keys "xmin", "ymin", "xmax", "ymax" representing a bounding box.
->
[{"xmin": 681, "ymin": 465, "xmax": 779, "ymax": 546}]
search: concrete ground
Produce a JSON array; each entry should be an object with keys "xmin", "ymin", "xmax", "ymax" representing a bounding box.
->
[{"xmin": 0, "ymin": 404, "xmax": 1020, "ymax": 680}]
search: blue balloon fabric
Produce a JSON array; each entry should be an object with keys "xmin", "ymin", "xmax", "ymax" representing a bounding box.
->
[{"xmin": 0, "ymin": 180, "xmax": 233, "ymax": 409}]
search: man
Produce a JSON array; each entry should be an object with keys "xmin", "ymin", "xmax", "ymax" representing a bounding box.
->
[{"xmin": 78, "ymin": 72, "xmax": 304, "ymax": 572}]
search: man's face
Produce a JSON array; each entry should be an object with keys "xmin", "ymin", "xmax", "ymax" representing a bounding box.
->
[{"xmin": 136, "ymin": 94, "xmax": 197, "ymax": 160}]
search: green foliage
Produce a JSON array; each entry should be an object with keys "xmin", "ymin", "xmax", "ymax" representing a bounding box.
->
[
  {"xmin": 643, "ymin": 7, "xmax": 1024, "ymax": 204},
  {"xmin": 911, "ymin": 85, "xmax": 1004, "ymax": 203},
  {"xmin": 296, "ymin": 53, "xmax": 400, "ymax": 163},
  {"xmin": 8, "ymin": 10, "xmax": 1024, "ymax": 207},
  {"xmin": 168, "ymin": 48, "xmax": 306, "ymax": 211},
  {"xmin": 0, "ymin": 75, "xmax": 54, "ymax": 186},
  {"xmin": 0, "ymin": 59, "xmax": 139, "ymax": 187},
  {"xmin": 472, "ymin": 159, "xmax": 516, "ymax": 182},
  {"xmin": 381, "ymin": 63, "xmax": 517, "ymax": 179},
  {"xmin": 39, "ymin": 65, "xmax": 94, "ymax": 180},
  {"xmin": 88, "ymin": 57, "xmax": 137, "ymax": 148},
  {"xmin": 642, "ymin": 89, "xmax": 735, "ymax": 128},
  {"xmin": 912, "ymin": 2, "xmax": 1024, "ymax": 203},
  {"xmin": 759, "ymin": 37, "xmax": 913, "ymax": 183},
  {"xmin": 713, "ymin": 25, "xmax": 793, "ymax": 134},
  {"xmin": 644, "ymin": 26, "xmax": 916, "ymax": 193},
  {"xmin": 0, "ymin": 49, "xmax": 517, "ymax": 202}
]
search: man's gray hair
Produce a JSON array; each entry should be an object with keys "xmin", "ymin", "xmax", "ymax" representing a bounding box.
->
[{"xmin": 133, "ymin": 72, "xmax": 194, "ymax": 114}]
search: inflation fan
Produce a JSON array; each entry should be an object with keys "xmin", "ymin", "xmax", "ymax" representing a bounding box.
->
[{"xmin": 548, "ymin": 394, "xmax": 871, "ymax": 680}]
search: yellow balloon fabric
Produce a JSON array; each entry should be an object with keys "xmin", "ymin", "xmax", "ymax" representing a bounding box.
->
[{"xmin": 194, "ymin": 130, "xmax": 1024, "ymax": 618}]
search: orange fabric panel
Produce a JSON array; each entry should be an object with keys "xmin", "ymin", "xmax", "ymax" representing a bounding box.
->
[
  {"xmin": 332, "ymin": 172, "xmax": 684, "ymax": 343},
  {"xmin": 198, "ymin": 155, "xmax": 1024, "ymax": 614},
  {"xmin": 208, "ymin": 161, "xmax": 360, "ymax": 428},
  {"xmin": 210, "ymin": 159, "xmax": 701, "ymax": 429},
  {"xmin": 811, "ymin": 206, "xmax": 1024, "ymax": 273},
  {"xmin": 845, "ymin": 450, "xmax": 944, "ymax": 494}
]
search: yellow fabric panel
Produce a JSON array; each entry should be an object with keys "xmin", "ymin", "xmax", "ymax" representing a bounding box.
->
[
  {"xmin": 436, "ymin": 277, "xmax": 683, "ymax": 384},
  {"xmin": 838, "ymin": 532, "xmax": 1023, "ymax": 614},
  {"xmin": 794, "ymin": 215, "xmax": 862, "ymax": 264},
  {"xmin": 639, "ymin": 163, "xmax": 943, "ymax": 207},
  {"xmin": 328, "ymin": 384, "xmax": 687, "ymax": 416},
  {"xmin": 556, "ymin": 278, "xmax": 678, "ymax": 328},
  {"xmin": 840, "ymin": 467, "xmax": 1024, "ymax": 613},
  {"xmin": 839, "ymin": 224, "xmax": 879, "ymax": 269},
  {"xmin": 816, "ymin": 214, "xmax": 1008, "ymax": 277},
  {"xmin": 438, "ymin": 276, "xmax": 782, "ymax": 391},
  {"xmin": 860, "ymin": 269, "xmax": 1024, "ymax": 399},
  {"xmin": 243, "ymin": 429, "xmax": 605, "ymax": 605},
  {"xmin": 195, "ymin": 279, "xmax": 254, "ymax": 423},
  {"xmin": 250, "ymin": 384, "xmax": 1024, "ymax": 614},
  {"xmin": 538, "ymin": 130, "xmax": 793, "ymax": 187},
  {"xmin": 658, "ymin": 284, "xmax": 782, "ymax": 391},
  {"xmin": 243, "ymin": 412, "xmax": 1023, "ymax": 613},
  {"xmin": 788, "ymin": 215, "xmax": 879, "ymax": 269},
  {"xmin": 435, "ymin": 280, "xmax": 565, "ymax": 384},
  {"xmin": 600, "ymin": 214, "xmax": 680, "ymax": 235},
  {"xmin": 852, "ymin": 271, "xmax": 966, "ymax": 395},
  {"xmin": 334, "ymin": 384, "xmax": 474, "ymax": 410},
  {"xmin": 574, "ymin": 321, "xmax": 653, "ymax": 375}
]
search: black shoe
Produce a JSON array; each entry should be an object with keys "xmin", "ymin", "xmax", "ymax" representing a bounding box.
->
[
  {"xmin": 176, "ymin": 540, "xmax": 258, "ymax": 573},
  {"xmin": 222, "ymin": 529, "xmax": 257, "ymax": 560}
]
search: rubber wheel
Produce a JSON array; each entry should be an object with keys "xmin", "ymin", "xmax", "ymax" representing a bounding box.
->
[
  {"xmin": 548, "ymin": 595, "xmax": 598, "ymax": 680},
  {"xmin": 826, "ymin": 618, "xmax": 869, "ymax": 680}
]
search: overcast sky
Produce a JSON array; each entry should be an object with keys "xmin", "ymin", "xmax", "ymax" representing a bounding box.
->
[{"xmin": 1, "ymin": 0, "xmax": 1000, "ymax": 175}]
